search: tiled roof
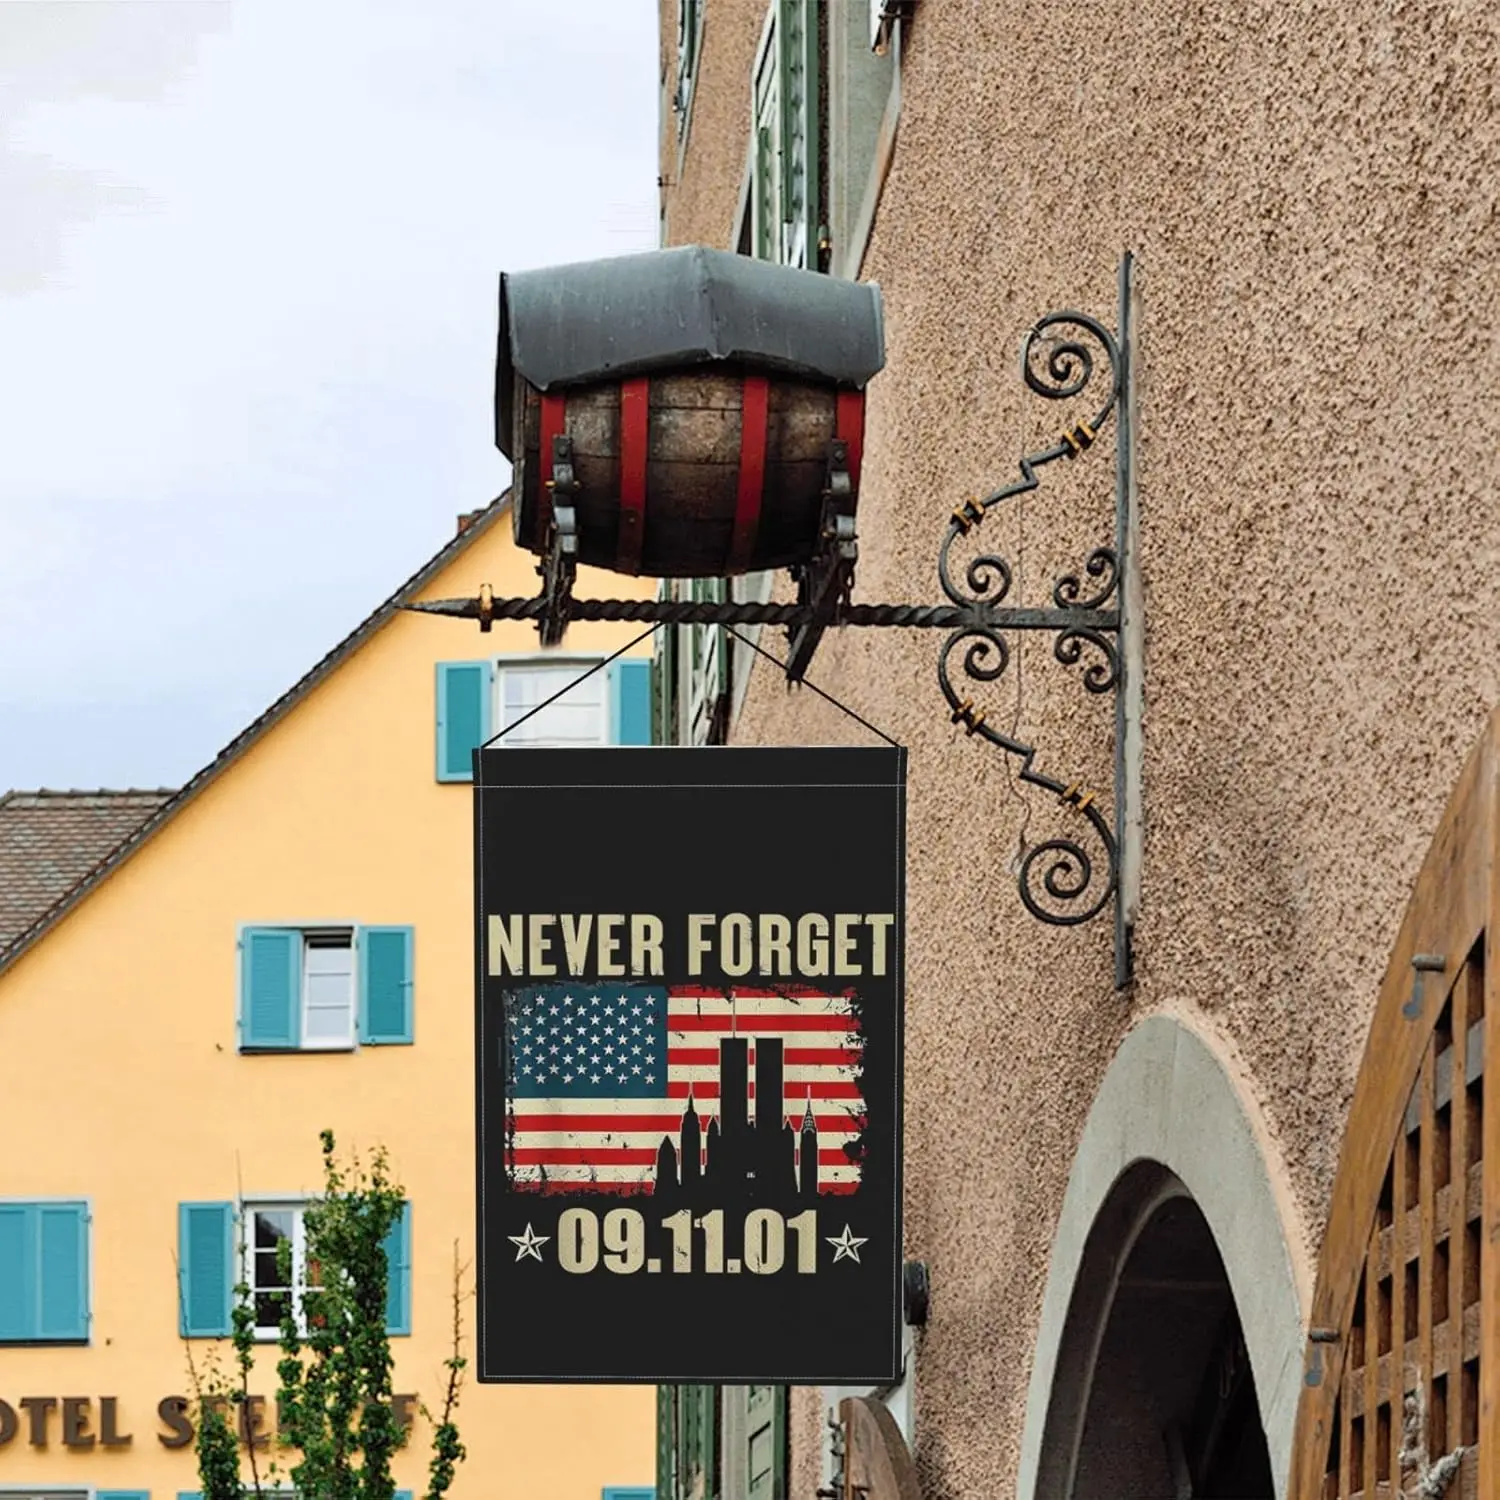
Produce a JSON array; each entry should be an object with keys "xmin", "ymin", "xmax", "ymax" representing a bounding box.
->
[
  {"xmin": 0, "ymin": 495, "xmax": 510, "ymax": 973},
  {"xmin": 0, "ymin": 789, "xmax": 176, "ymax": 950}
]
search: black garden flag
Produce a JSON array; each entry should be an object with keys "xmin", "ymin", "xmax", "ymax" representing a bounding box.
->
[{"xmin": 474, "ymin": 744, "xmax": 905, "ymax": 1383}]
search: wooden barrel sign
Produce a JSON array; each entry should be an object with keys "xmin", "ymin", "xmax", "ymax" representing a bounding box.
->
[{"xmin": 511, "ymin": 369, "xmax": 866, "ymax": 578}]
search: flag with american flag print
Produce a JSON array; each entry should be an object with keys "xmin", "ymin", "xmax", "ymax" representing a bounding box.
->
[{"xmin": 502, "ymin": 984, "xmax": 864, "ymax": 1193}]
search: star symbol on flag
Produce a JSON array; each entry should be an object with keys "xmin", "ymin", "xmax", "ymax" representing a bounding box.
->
[
  {"xmin": 826, "ymin": 1224, "xmax": 867, "ymax": 1264},
  {"xmin": 509, "ymin": 1223, "xmax": 549, "ymax": 1263}
]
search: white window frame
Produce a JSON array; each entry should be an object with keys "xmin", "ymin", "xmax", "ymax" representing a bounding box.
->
[
  {"xmin": 672, "ymin": 0, "xmax": 706, "ymax": 153},
  {"xmin": 491, "ymin": 654, "xmax": 610, "ymax": 749},
  {"xmin": 299, "ymin": 926, "xmax": 357, "ymax": 1051},
  {"xmin": 240, "ymin": 1197, "xmax": 313, "ymax": 1342}
]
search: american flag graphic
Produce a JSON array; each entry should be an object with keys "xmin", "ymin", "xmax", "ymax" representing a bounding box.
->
[{"xmin": 503, "ymin": 985, "xmax": 865, "ymax": 1193}]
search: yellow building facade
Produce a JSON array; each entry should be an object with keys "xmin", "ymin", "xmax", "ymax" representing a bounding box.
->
[{"xmin": 0, "ymin": 501, "xmax": 657, "ymax": 1499}]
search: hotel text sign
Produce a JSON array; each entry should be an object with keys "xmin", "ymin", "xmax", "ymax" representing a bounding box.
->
[{"xmin": 474, "ymin": 744, "xmax": 906, "ymax": 1383}]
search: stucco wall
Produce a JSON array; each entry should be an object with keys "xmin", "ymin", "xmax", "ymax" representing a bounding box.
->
[
  {"xmin": 666, "ymin": 1, "xmax": 1500, "ymax": 1495},
  {"xmin": 0, "ymin": 522, "xmax": 656, "ymax": 1496}
]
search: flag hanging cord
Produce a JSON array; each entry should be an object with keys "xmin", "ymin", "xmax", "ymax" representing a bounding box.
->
[
  {"xmin": 482, "ymin": 623, "xmax": 662, "ymax": 746},
  {"xmin": 479, "ymin": 618, "xmax": 902, "ymax": 751},
  {"xmin": 725, "ymin": 627, "xmax": 903, "ymax": 751}
]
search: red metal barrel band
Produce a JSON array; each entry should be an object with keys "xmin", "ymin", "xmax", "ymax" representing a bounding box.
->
[
  {"xmin": 727, "ymin": 374, "xmax": 770, "ymax": 575},
  {"xmin": 836, "ymin": 389, "xmax": 865, "ymax": 493},
  {"xmin": 616, "ymin": 377, "xmax": 650, "ymax": 575},
  {"xmin": 537, "ymin": 391, "xmax": 568, "ymax": 539}
]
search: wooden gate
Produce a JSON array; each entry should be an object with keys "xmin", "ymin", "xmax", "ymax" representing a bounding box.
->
[{"xmin": 1292, "ymin": 709, "xmax": 1500, "ymax": 1500}]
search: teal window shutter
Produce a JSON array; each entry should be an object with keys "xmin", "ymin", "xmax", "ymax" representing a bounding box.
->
[
  {"xmin": 436, "ymin": 660, "xmax": 492, "ymax": 781},
  {"xmin": 396, "ymin": 1492, "xmax": 413, "ymax": 1500},
  {"xmin": 178, "ymin": 1493, "xmax": 204, "ymax": 1500},
  {"xmin": 179, "ymin": 1201, "xmax": 234, "ymax": 1337},
  {"xmin": 240, "ymin": 927, "xmax": 301, "ymax": 1050},
  {"xmin": 358, "ymin": 925, "xmax": 415, "ymax": 1044},
  {"xmin": 38, "ymin": 1202, "xmax": 88, "ymax": 1341},
  {"xmin": 0, "ymin": 1202, "xmax": 88, "ymax": 1343},
  {"xmin": 604, "ymin": 1489, "xmax": 656, "ymax": 1500},
  {"xmin": 100, "ymin": 1492, "xmax": 151, "ymax": 1500},
  {"xmin": 609, "ymin": 658, "xmax": 654, "ymax": 745},
  {"xmin": 0, "ymin": 1203, "xmax": 33, "ymax": 1340},
  {"xmin": 383, "ymin": 1201, "xmax": 412, "ymax": 1335}
]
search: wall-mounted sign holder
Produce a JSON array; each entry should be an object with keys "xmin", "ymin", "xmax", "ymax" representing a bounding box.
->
[{"xmin": 411, "ymin": 254, "xmax": 1141, "ymax": 988}]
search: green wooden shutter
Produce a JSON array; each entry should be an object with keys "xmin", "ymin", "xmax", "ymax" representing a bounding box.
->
[
  {"xmin": 436, "ymin": 660, "xmax": 492, "ymax": 781},
  {"xmin": 609, "ymin": 657, "xmax": 654, "ymax": 745},
  {"xmin": 383, "ymin": 1201, "xmax": 412, "ymax": 1336},
  {"xmin": 359, "ymin": 925, "xmax": 415, "ymax": 1044},
  {"xmin": 746, "ymin": 1385, "xmax": 786, "ymax": 1500},
  {"xmin": 240, "ymin": 926, "xmax": 301, "ymax": 1050},
  {"xmin": 751, "ymin": 21, "xmax": 782, "ymax": 263},
  {"xmin": 653, "ymin": 598, "xmax": 678, "ymax": 745},
  {"xmin": 179, "ymin": 1201, "xmax": 234, "ymax": 1337},
  {"xmin": 37, "ymin": 1202, "xmax": 88, "ymax": 1341},
  {"xmin": 656, "ymin": 1386, "xmax": 676, "ymax": 1498},
  {"xmin": 751, "ymin": 3, "xmax": 820, "ymax": 269},
  {"xmin": 776, "ymin": 0, "xmax": 819, "ymax": 269},
  {"xmin": 675, "ymin": 1385, "xmax": 716, "ymax": 1498}
]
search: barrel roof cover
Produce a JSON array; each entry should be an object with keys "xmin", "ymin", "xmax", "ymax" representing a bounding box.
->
[{"xmin": 495, "ymin": 245, "xmax": 886, "ymax": 457}]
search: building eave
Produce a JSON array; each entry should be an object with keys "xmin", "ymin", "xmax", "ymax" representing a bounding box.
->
[{"xmin": 0, "ymin": 494, "xmax": 511, "ymax": 979}]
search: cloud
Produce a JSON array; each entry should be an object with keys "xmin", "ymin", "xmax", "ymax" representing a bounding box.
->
[{"xmin": 0, "ymin": 0, "xmax": 662, "ymax": 784}]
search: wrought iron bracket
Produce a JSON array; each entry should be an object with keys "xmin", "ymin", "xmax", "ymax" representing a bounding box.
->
[{"xmin": 409, "ymin": 255, "xmax": 1141, "ymax": 986}]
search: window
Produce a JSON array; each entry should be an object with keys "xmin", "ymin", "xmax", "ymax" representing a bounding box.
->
[
  {"xmin": 672, "ymin": 0, "xmax": 704, "ymax": 143},
  {"xmin": 302, "ymin": 930, "xmax": 355, "ymax": 1048},
  {"xmin": 436, "ymin": 656, "xmax": 652, "ymax": 780},
  {"xmin": 496, "ymin": 661, "xmax": 608, "ymax": 746},
  {"xmin": 243, "ymin": 1201, "xmax": 308, "ymax": 1338},
  {"xmin": 0, "ymin": 1202, "xmax": 89, "ymax": 1344},
  {"xmin": 180, "ymin": 1199, "xmax": 410, "ymax": 1339},
  {"xmin": 238, "ymin": 925, "xmax": 414, "ymax": 1052},
  {"xmin": 829, "ymin": 0, "xmax": 900, "ymax": 279},
  {"xmin": 750, "ymin": 1, "xmax": 819, "ymax": 270}
]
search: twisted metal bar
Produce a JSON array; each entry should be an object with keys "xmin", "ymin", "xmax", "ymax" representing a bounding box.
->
[{"xmin": 405, "ymin": 595, "xmax": 1118, "ymax": 631}]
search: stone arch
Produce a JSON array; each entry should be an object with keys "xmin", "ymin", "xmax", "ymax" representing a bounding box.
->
[{"xmin": 1016, "ymin": 1013, "xmax": 1310, "ymax": 1500}]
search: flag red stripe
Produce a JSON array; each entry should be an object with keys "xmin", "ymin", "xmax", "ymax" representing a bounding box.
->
[
  {"xmin": 668, "ymin": 986, "xmax": 856, "ymax": 1002},
  {"xmin": 507, "ymin": 1181, "xmax": 860, "ymax": 1197},
  {"xmin": 510, "ymin": 1114, "xmax": 863, "ymax": 1132},
  {"xmin": 509, "ymin": 1146, "xmax": 857, "ymax": 1168},
  {"xmin": 509, "ymin": 1147, "xmax": 659, "ymax": 1165},
  {"xmin": 668, "ymin": 1046, "xmax": 859, "ymax": 1067},
  {"xmin": 782, "ymin": 1048, "xmax": 860, "ymax": 1066},
  {"xmin": 668, "ymin": 1014, "xmax": 858, "ymax": 1032},
  {"xmin": 667, "ymin": 1081, "xmax": 860, "ymax": 1099}
]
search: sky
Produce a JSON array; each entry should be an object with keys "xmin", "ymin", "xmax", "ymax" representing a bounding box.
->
[{"xmin": 0, "ymin": 0, "xmax": 660, "ymax": 790}]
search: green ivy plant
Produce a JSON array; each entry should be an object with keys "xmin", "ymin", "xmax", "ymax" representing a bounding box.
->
[{"xmin": 185, "ymin": 1130, "xmax": 467, "ymax": 1500}]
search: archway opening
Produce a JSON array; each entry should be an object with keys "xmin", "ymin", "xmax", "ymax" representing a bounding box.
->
[{"xmin": 1038, "ymin": 1162, "xmax": 1277, "ymax": 1500}]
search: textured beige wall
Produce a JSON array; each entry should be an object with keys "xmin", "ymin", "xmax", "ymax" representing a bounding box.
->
[
  {"xmin": 660, "ymin": 0, "xmax": 764, "ymax": 248},
  {"xmin": 670, "ymin": 1, "xmax": 1500, "ymax": 1496}
]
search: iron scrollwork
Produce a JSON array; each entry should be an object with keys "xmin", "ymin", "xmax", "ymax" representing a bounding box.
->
[
  {"xmin": 406, "ymin": 276, "xmax": 1137, "ymax": 973},
  {"xmin": 937, "ymin": 310, "xmax": 1123, "ymax": 929}
]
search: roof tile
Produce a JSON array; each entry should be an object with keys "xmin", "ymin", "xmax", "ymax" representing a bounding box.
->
[{"xmin": 0, "ymin": 789, "xmax": 175, "ymax": 950}]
